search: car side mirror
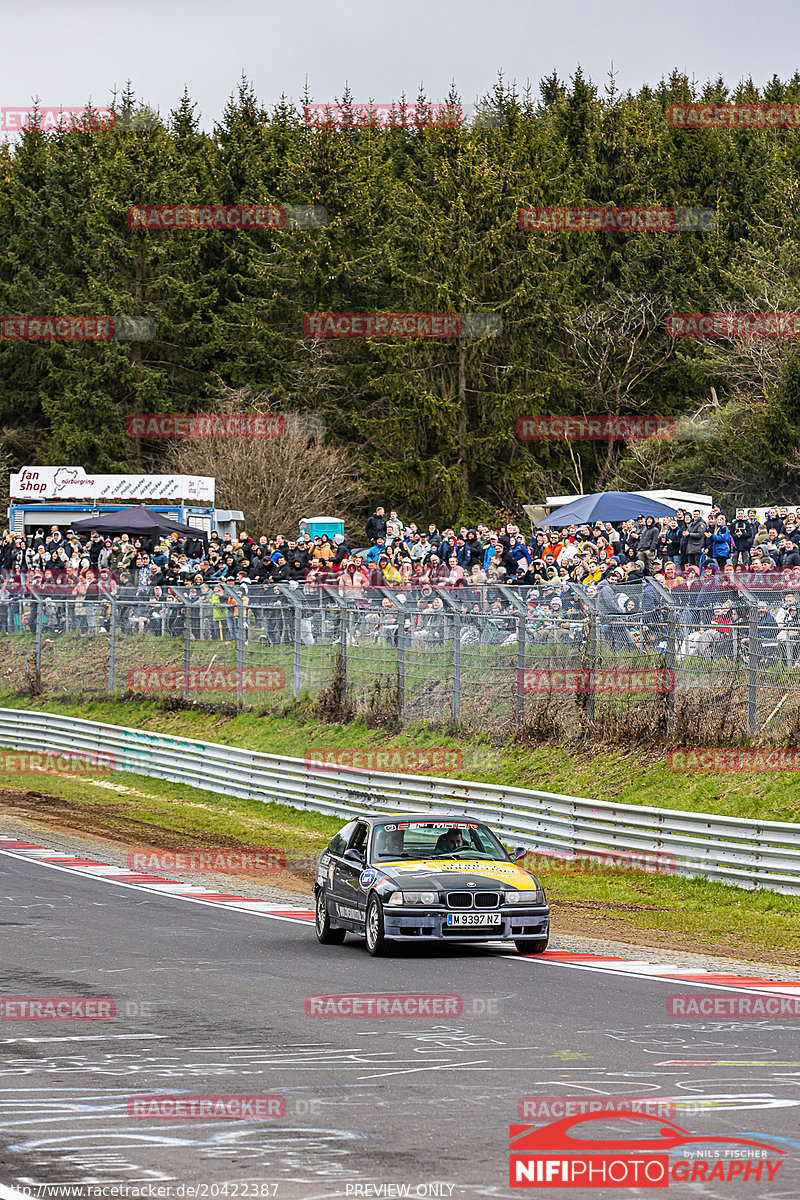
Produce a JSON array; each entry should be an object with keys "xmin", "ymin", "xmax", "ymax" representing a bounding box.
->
[
  {"xmin": 344, "ymin": 847, "xmax": 365, "ymax": 864},
  {"xmin": 512, "ymin": 846, "xmax": 527, "ymax": 861}
]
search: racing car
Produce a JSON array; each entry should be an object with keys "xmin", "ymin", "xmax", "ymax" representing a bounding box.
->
[{"xmin": 314, "ymin": 813, "xmax": 549, "ymax": 956}]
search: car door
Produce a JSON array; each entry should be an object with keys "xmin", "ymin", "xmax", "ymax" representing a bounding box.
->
[
  {"xmin": 320, "ymin": 820, "xmax": 355, "ymax": 914},
  {"xmin": 331, "ymin": 820, "xmax": 370, "ymax": 928}
]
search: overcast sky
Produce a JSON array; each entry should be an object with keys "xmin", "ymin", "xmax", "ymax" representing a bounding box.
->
[{"xmin": 3, "ymin": 0, "xmax": 800, "ymax": 133}]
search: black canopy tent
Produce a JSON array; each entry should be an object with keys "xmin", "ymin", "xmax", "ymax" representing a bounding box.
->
[{"xmin": 69, "ymin": 505, "xmax": 208, "ymax": 548}]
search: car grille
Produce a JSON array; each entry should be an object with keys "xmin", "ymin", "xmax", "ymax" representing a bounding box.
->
[{"xmin": 446, "ymin": 891, "xmax": 501, "ymax": 909}]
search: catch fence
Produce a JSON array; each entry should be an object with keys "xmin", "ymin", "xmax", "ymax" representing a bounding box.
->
[{"xmin": 2, "ymin": 579, "xmax": 799, "ymax": 737}]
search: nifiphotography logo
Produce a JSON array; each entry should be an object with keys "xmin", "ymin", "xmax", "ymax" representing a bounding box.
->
[{"xmin": 509, "ymin": 1112, "xmax": 785, "ymax": 1188}]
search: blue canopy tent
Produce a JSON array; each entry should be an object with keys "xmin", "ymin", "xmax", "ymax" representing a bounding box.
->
[{"xmin": 536, "ymin": 491, "xmax": 678, "ymax": 527}]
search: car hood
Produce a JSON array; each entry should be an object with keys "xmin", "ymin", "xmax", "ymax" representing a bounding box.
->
[{"xmin": 375, "ymin": 859, "xmax": 540, "ymax": 888}]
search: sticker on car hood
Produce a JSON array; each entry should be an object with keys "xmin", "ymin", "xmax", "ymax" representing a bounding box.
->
[{"xmin": 382, "ymin": 859, "xmax": 536, "ymax": 885}]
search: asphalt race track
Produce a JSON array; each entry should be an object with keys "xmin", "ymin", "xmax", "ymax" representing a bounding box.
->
[{"xmin": 2, "ymin": 841, "xmax": 800, "ymax": 1199}]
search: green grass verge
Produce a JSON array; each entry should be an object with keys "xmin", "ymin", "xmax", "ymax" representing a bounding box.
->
[
  {"xmin": 0, "ymin": 758, "xmax": 341, "ymax": 860},
  {"xmin": 2, "ymin": 693, "xmax": 800, "ymax": 823}
]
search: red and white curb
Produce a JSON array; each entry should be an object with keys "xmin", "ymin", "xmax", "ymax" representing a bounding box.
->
[
  {"xmin": 2, "ymin": 834, "xmax": 799, "ymax": 995},
  {"xmin": 521, "ymin": 948, "xmax": 800, "ymax": 996},
  {"xmin": 0, "ymin": 835, "xmax": 315, "ymax": 923}
]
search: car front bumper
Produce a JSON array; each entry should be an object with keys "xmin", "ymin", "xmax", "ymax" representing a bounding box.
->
[{"xmin": 381, "ymin": 906, "xmax": 550, "ymax": 941}]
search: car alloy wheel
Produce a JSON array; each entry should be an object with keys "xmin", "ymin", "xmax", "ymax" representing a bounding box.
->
[
  {"xmin": 315, "ymin": 888, "xmax": 346, "ymax": 945},
  {"xmin": 365, "ymin": 895, "xmax": 389, "ymax": 956}
]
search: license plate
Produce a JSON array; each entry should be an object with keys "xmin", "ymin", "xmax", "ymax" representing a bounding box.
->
[{"xmin": 446, "ymin": 912, "xmax": 501, "ymax": 927}]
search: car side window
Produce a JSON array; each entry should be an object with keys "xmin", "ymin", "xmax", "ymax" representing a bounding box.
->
[
  {"xmin": 348, "ymin": 822, "xmax": 369, "ymax": 855},
  {"xmin": 329, "ymin": 822, "xmax": 356, "ymax": 856}
]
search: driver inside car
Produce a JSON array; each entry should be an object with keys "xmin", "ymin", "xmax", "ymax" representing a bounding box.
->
[
  {"xmin": 434, "ymin": 827, "xmax": 469, "ymax": 855},
  {"xmin": 375, "ymin": 828, "xmax": 405, "ymax": 858}
]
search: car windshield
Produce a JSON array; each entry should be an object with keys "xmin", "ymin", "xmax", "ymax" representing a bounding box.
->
[{"xmin": 371, "ymin": 821, "xmax": 508, "ymax": 861}]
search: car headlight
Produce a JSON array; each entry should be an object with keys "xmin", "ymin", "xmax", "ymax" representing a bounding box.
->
[
  {"xmin": 401, "ymin": 891, "xmax": 438, "ymax": 905},
  {"xmin": 387, "ymin": 891, "xmax": 404, "ymax": 906},
  {"xmin": 505, "ymin": 888, "xmax": 544, "ymax": 904}
]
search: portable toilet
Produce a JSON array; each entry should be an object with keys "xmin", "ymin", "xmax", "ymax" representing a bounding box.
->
[{"xmin": 299, "ymin": 515, "xmax": 345, "ymax": 541}]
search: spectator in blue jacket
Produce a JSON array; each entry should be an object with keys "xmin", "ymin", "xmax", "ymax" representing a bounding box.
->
[
  {"xmin": 509, "ymin": 536, "xmax": 531, "ymax": 568},
  {"xmin": 710, "ymin": 517, "xmax": 734, "ymax": 568}
]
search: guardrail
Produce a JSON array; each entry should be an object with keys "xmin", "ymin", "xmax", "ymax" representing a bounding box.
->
[{"xmin": 1, "ymin": 706, "xmax": 798, "ymax": 894}]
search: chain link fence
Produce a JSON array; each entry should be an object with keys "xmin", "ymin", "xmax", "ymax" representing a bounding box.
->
[{"xmin": 3, "ymin": 579, "xmax": 800, "ymax": 740}]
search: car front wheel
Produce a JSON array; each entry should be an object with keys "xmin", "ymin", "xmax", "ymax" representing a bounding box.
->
[
  {"xmin": 365, "ymin": 895, "xmax": 389, "ymax": 956},
  {"xmin": 515, "ymin": 937, "xmax": 549, "ymax": 955},
  {"xmin": 315, "ymin": 889, "xmax": 346, "ymax": 945}
]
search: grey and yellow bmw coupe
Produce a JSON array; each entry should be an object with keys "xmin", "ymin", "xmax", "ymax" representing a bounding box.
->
[{"xmin": 314, "ymin": 813, "xmax": 550, "ymax": 956}]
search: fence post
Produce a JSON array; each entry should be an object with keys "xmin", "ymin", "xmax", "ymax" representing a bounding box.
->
[
  {"xmin": 340, "ymin": 614, "xmax": 347, "ymax": 695},
  {"xmin": 397, "ymin": 622, "xmax": 406, "ymax": 720},
  {"xmin": 747, "ymin": 595, "xmax": 758, "ymax": 735},
  {"xmin": 586, "ymin": 606, "xmax": 596, "ymax": 726},
  {"xmin": 294, "ymin": 604, "xmax": 302, "ymax": 698},
  {"xmin": 183, "ymin": 608, "xmax": 191, "ymax": 701},
  {"xmin": 516, "ymin": 611, "xmax": 526, "ymax": 725},
  {"xmin": 665, "ymin": 595, "xmax": 677, "ymax": 730},
  {"xmin": 452, "ymin": 611, "xmax": 461, "ymax": 724},
  {"xmin": 237, "ymin": 594, "xmax": 245, "ymax": 710},
  {"xmin": 108, "ymin": 597, "xmax": 117, "ymax": 693},
  {"xmin": 35, "ymin": 598, "xmax": 43, "ymax": 691}
]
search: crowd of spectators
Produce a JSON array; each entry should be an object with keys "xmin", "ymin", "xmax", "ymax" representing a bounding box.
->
[{"xmin": 3, "ymin": 503, "xmax": 800, "ymax": 660}]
